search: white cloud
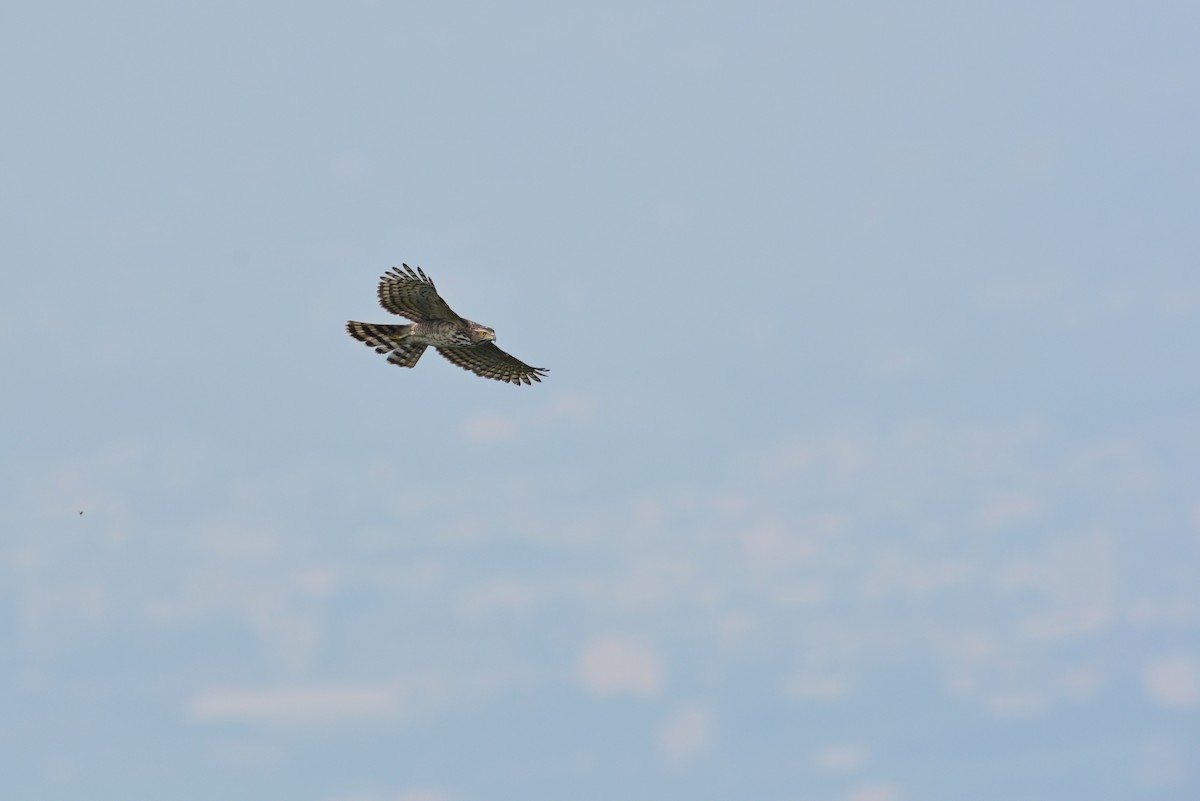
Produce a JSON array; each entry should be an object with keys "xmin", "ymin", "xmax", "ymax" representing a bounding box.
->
[
  {"xmin": 845, "ymin": 781, "xmax": 901, "ymax": 801},
  {"xmin": 860, "ymin": 554, "xmax": 970, "ymax": 598},
  {"xmin": 1127, "ymin": 600, "xmax": 1199, "ymax": 626},
  {"xmin": 205, "ymin": 736, "xmax": 285, "ymax": 769},
  {"xmin": 1017, "ymin": 604, "xmax": 1110, "ymax": 641},
  {"xmin": 293, "ymin": 567, "xmax": 341, "ymax": 598},
  {"xmin": 994, "ymin": 535, "xmax": 1116, "ymax": 600},
  {"xmin": 143, "ymin": 568, "xmax": 325, "ymax": 672},
  {"xmin": 326, "ymin": 790, "xmax": 448, "ymax": 801},
  {"xmin": 977, "ymin": 492, "xmax": 1041, "ymax": 528},
  {"xmin": 773, "ymin": 582, "xmax": 829, "ymax": 608},
  {"xmin": 1142, "ymin": 656, "xmax": 1199, "ymax": 708},
  {"xmin": 984, "ymin": 691, "xmax": 1046, "ymax": 719},
  {"xmin": 812, "ymin": 743, "xmax": 866, "ymax": 773},
  {"xmin": 576, "ymin": 635, "xmax": 664, "ymax": 697},
  {"xmin": 457, "ymin": 578, "xmax": 540, "ymax": 618},
  {"xmin": 781, "ymin": 673, "xmax": 853, "ymax": 702},
  {"xmin": 460, "ymin": 413, "xmax": 518, "ymax": 443},
  {"xmin": 547, "ymin": 393, "xmax": 596, "ymax": 422},
  {"xmin": 1057, "ymin": 666, "xmax": 1103, "ymax": 700},
  {"xmin": 657, "ymin": 704, "xmax": 714, "ymax": 765},
  {"xmin": 711, "ymin": 613, "xmax": 758, "ymax": 653},
  {"xmin": 738, "ymin": 518, "xmax": 818, "ymax": 570},
  {"xmin": 187, "ymin": 683, "xmax": 404, "ymax": 725},
  {"xmin": 394, "ymin": 791, "xmax": 448, "ymax": 801},
  {"xmin": 769, "ymin": 442, "xmax": 814, "ymax": 472}
]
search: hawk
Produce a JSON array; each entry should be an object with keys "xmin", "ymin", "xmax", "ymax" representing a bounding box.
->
[{"xmin": 347, "ymin": 264, "xmax": 548, "ymax": 385}]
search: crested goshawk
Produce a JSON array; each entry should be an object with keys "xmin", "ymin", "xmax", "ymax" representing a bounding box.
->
[{"xmin": 347, "ymin": 264, "xmax": 548, "ymax": 385}]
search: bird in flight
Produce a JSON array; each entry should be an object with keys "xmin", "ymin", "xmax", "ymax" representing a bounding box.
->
[{"xmin": 347, "ymin": 264, "xmax": 548, "ymax": 385}]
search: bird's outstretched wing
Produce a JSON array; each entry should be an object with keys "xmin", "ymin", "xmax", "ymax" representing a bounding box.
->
[
  {"xmin": 436, "ymin": 343, "xmax": 548, "ymax": 385},
  {"xmin": 377, "ymin": 264, "xmax": 461, "ymax": 322}
]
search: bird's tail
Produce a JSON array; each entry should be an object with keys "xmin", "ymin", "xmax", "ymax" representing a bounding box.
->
[
  {"xmin": 347, "ymin": 321, "xmax": 413, "ymax": 351},
  {"xmin": 346, "ymin": 321, "xmax": 427, "ymax": 368}
]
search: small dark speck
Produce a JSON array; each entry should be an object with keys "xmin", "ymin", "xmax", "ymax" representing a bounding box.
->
[{"xmin": 79, "ymin": 511, "xmax": 84, "ymax": 516}]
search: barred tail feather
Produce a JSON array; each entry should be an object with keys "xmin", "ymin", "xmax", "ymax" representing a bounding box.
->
[
  {"xmin": 346, "ymin": 321, "xmax": 427, "ymax": 368},
  {"xmin": 347, "ymin": 321, "xmax": 413, "ymax": 351}
]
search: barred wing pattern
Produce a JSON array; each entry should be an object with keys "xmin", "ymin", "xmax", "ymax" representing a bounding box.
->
[
  {"xmin": 377, "ymin": 264, "xmax": 460, "ymax": 322},
  {"xmin": 436, "ymin": 342, "xmax": 548, "ymax": 385},
  {"xmin": 349, "ymin": 264, "xmax": 548, "ymax": 385},
  {"xmin": 346, "ymin": 321, "xmax": 428, "ymax": 368},
  {"xmin": 387, "ymin": 344, "xmax": 428, "ymax": 368}
]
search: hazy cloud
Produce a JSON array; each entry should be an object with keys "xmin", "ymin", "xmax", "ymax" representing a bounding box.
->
[
  {"xmin": 845, "ymin": 782, "xmax": 901, "ymax": 801},
  {"xmin": 984, "ymin": 691, "xmax": 1047, "ymax": 720},
  {"xmin": 187, "ymin": 684, "xmax": 405, "ymax": 725},
  {"xmin": 576, "ymin": 635, "xmax": 664, "ymax": 697},
  {"xmin": 782, "ymin": 673, "xmax": 854, "ymax": 703},
  {"xmin": 977, "ymin": 492, "xmax": 1041, "ymax": 529},
  {"xmin": 326, "ymin": 791, "xmax": 448, "ymax": 801},
  {"xmin": 1142, "ymin": 656, "xmax": 1199, "ymax": 708},
  {"xmin": 657, "ymin": 704, "xmax": 713, "ymax": 765},
  {"xmin": 813, "ymin": 743, "xmax": 867, "ymax": 773},
  {"xmin": 460, "ymin": 413, "xmax": 518, "ymax": 443}
]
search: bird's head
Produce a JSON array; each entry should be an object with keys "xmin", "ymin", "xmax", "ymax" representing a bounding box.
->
[{"xmin": 467, "ymin": 322, "xmax": 496, "ymax": 343}]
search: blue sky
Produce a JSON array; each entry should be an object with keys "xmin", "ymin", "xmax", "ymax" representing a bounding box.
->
[{"xmin": 2, "ymin": 2, "xmax": 1198, "ymax": 800}]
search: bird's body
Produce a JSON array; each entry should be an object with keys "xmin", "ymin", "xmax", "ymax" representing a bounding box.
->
[{"xmin": 347, "ymin": 264, "xmax": 547, "ymax": 385}]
